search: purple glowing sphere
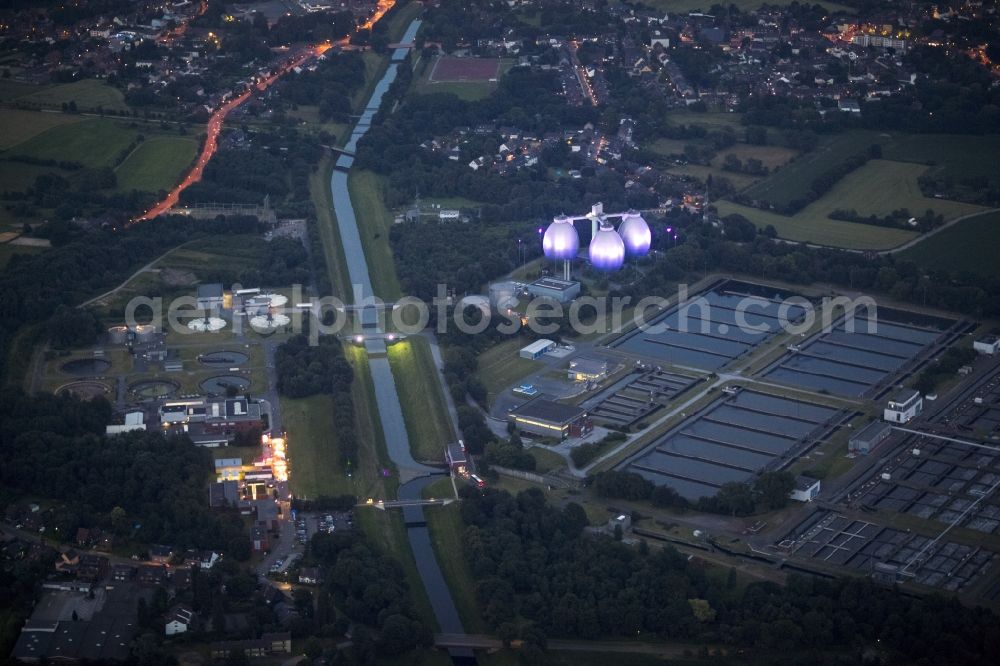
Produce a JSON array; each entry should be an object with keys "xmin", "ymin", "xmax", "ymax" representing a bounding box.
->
[
  {"xmin": 589, "ymin": 221, "xmax": 625, "ymax": 271},
  {"xmin": 618, "ymin": 211, "xmax": 651, "ymax": 257},
  {"xmin": 542, "ymin": 215, "xmax": 579, "ymax": 261}
]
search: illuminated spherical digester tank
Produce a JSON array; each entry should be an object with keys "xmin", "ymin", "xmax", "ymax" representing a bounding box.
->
[
  {"xmin": 588, "ymin": 220, "xmax": 625, "ymax": 271},
  {"xmin": 542, "ymin": 214, "xmax": 579, "ymax": 261},
  {"xmin": 618, "ymin": 210, "xmax": 651, "ymax": 257}
]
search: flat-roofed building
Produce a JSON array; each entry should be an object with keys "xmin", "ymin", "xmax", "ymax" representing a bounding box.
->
[
  {"xmin": 849, "ymin": 420, "xmax": 892, "ymax": 455},
  {"xmin": 526, "ymin": 276, "xmax": 581, "ymax": 303},
  {"xmin": 520, "ymin": 339, "xmax": 555, "ymax": 359},
  {"xmin": 508, "ymin": 396, "xmax": 592, "ymax": 440},
  {"xmin": 568, "ymin": 356, "xmax": 608, "ymax": 382},
  {"xmin": 884, "ymin": 389, "xmax": 922, "ymax": 424}
]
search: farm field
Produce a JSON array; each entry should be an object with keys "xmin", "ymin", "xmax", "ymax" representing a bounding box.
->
[
  {"xmin": 387, "ymin": 337, "xmax": 454, "ymax": 463},
  {"xmin": 882, "ymin": 133, "xmax": 1000, "ymax": 185},
  {"xmin": 0, "ymin": 80, "xmax": 43, "ymax": 102},
  {"xmin": 717, "ymin": 159, "xmax": 986, "ymax": 249},
  {"xmin": 115, "ymin": 136, "xmax": 198, "ymax": 193},
  {"xmin": 6, "ymin": 117, "xmax": 142, "ymax": 168},
  {"xmin": 901, "ymin": 210, "xmax": 1000, "ymax": 278},
  {"xmin": 711, "ymin": 143, "xmax": 798, "ymax": 171},
  {"xmin": 14, "ymin": 79, "xmax": 127, "ymax": 112},
  {"xmin": 0, "ymin": 109, "xmax": 83, "ymax": 149},
  {"xmin": 742, "ymin": 130, "xmax": 881, "ymax": 208},
  {"xmin": 671, "ymin": 163, "xmax": 762, "ymax": 191}
]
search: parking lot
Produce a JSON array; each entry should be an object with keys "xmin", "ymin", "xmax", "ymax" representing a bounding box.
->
[
  {"xmin": 779, "ymin": 511, "xmax": 996, "ymax": 593},
  {"xmin": 610, "ymin": 282, "xmax": 806, "ymax": 371},
  {"xmin": 763, "ymin": 308, "xmax": 956, "ymax": 398},
  {"xmin": 617, "ymin": 389, "xmax": 843, "ymax": 500}
]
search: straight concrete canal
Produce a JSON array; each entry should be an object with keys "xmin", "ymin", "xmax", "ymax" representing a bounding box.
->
[{"xmin": 325, "ymin": 18, "xmax": 472, "ymax": 658}]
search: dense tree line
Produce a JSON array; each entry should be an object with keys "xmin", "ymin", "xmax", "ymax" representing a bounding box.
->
[
  {"xmin": 591, "ymin": 469, "xmax": 796, "ymax": 516},
  {"xmin": 458, "ymin": 485, "xmax": 1000, "ymax": 662},
  {"xmin": 279, "ymin": 52, "xmax": 366, "ymax": 124},
  {"xmin": 0, "ymin": 389, "xmax": 250, "ymax": 557},
  {"xmin": 484, "ymin": 432, "xmax": 536, "ymax": 471},
  {"xmin": 304, "ymin": 531, "xmax": 432, "ymax": 657},
  {"xmin": 390, "ymin": 220, "xmax": 538, "ymax": 301}
]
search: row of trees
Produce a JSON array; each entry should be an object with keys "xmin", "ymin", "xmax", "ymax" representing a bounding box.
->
[
  {"xmin": 457, "ymin": 485, "xmax": 1000, "ymax": 662},
  {"xmin": 591, "ymin": 469, "xmax": 797, "ymax": 516}
]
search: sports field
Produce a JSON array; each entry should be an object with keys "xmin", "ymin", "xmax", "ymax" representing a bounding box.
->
[
  {"xmin": 414, "ymin": 56, "xmax": 508, "ymax": 101},
  {"xmin": 717, "ymin": 160, "xmax": 986, "ymax": 250},
  {"xmin": 429, "ymin": 56, "xmax": 501, "ymax": 82},
  {"xmin": 901, "ymin": 210, "xmax": 1000, "ymax": 278},
  {"xmin": 0, "ymin": 109, "xmax": 83, "ymax": 149},
  {"xmin": 115, "ymin": 136, "xmax": 199, "ymax": 193}
]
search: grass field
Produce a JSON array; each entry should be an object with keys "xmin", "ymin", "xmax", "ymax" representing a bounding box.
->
[
  {"xmin": 309, "ymin": 155, "xmax": 354, "ymax": 300},
  {"xmin": 476, "ymin": 337, "xmax": 539, "ymax": 402},
  {"xmin": 0, "ymin": 243, "xmax": 43, "ymax": 269},
  {"xmin": 115, "ymin": 136, "xmax": 198, "ymax": 193},
  {"xmin": 664, "ymin": 110, "xmax": 745, "ymax": 130},
  {"xmin": 282, "ymin": 395, "xmax": 354, "ymax": 499},
  {"xmin": 529, "ymin": 446, "xmax": 565, "ymax": 473},
  {"xmin": 901, "ymin": 210, "xmax": 1000, "ymax": 278},
  {"xmin": 348, "ymin": 170, "xmax": 403, "ymax": 301},
  {"xmin": 15, "ymin": 79, "xmax": 127, "ymax": 112},
  {"xmin": 387, "ymin": 337, "xmax": 454, "ymax": 462},
  {"xmin": 422, "ymin": 496, "xmax": 488, "ymax": 634},
  {"xmin": 285, "ymin": 105, "xmax": 349, "ymax": 144},
  {"xmin": 6, "ymin": 117, "xmax": 142, "ymax": 168},
  {"xmin": 0, "ymin": 109, "xmax": 83, "ymax": 150},
  {"xmin": 719, "ymin": 159, "xmax": 986, "ymax": 250}
]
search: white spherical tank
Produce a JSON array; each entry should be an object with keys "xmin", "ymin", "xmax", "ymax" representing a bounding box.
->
[
  {"xmin": 542, "ymin": 214, "xmax": 579, "ymax": 261},
  {"xmin": 618, "ymin": 210, "xmax": 651, "ymax": 257},
  {"xmin": 589, "ymin": 220, "xmax": 625, "ymax": 271}
]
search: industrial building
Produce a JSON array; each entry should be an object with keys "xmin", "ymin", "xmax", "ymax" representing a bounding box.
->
[
  {"xmin": 520, "ymin": 339, "xmax": 555, "ymax": 359},
  {"xmin": 105, "ymin": 411, "xmax": 146, "ymax": 436},
  {"xmin": 445, "ymin": 440, "xmax": 469, "ymax": 476},
  {"xmin": 507, "ymin": 396, "xmax": 592, "ymax": 439},
  {"xmin": 196, "ymin": 283, "xmax": 225, "ymax": 310},
  {"xmin": 974, "ymin": 334, "xmax": 1000, "ymax": 355},
  {"xmin": 567, "ymin": 356, "xmax": 608, "ymax": 382},
  {"xmin": 849, "ymin": 420, "xmax": 892, "ymax": 454},
  {"xmin": 884, "ymin": 389, "xmax": 923, "ymax": 424},
  {"xmin": 790, "ymin": 476, "xmax": 821, "ymax": 502},
  {"xmin": 526, "ymin": 276, "xmax": 581, "ymax": 303},
  {"xmin": 160, "ymin": 397, "xmax": 265, "ymax": 447}
]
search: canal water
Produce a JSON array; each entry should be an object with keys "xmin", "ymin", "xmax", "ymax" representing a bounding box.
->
[{"xmin": 325, "ymin": 18, "xmax": 472, "ymax": 659}]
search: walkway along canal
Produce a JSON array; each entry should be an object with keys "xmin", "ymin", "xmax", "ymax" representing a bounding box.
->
[{"xmin": 325, "ymin": 19, "xmax": 473, "ymax": 659}]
